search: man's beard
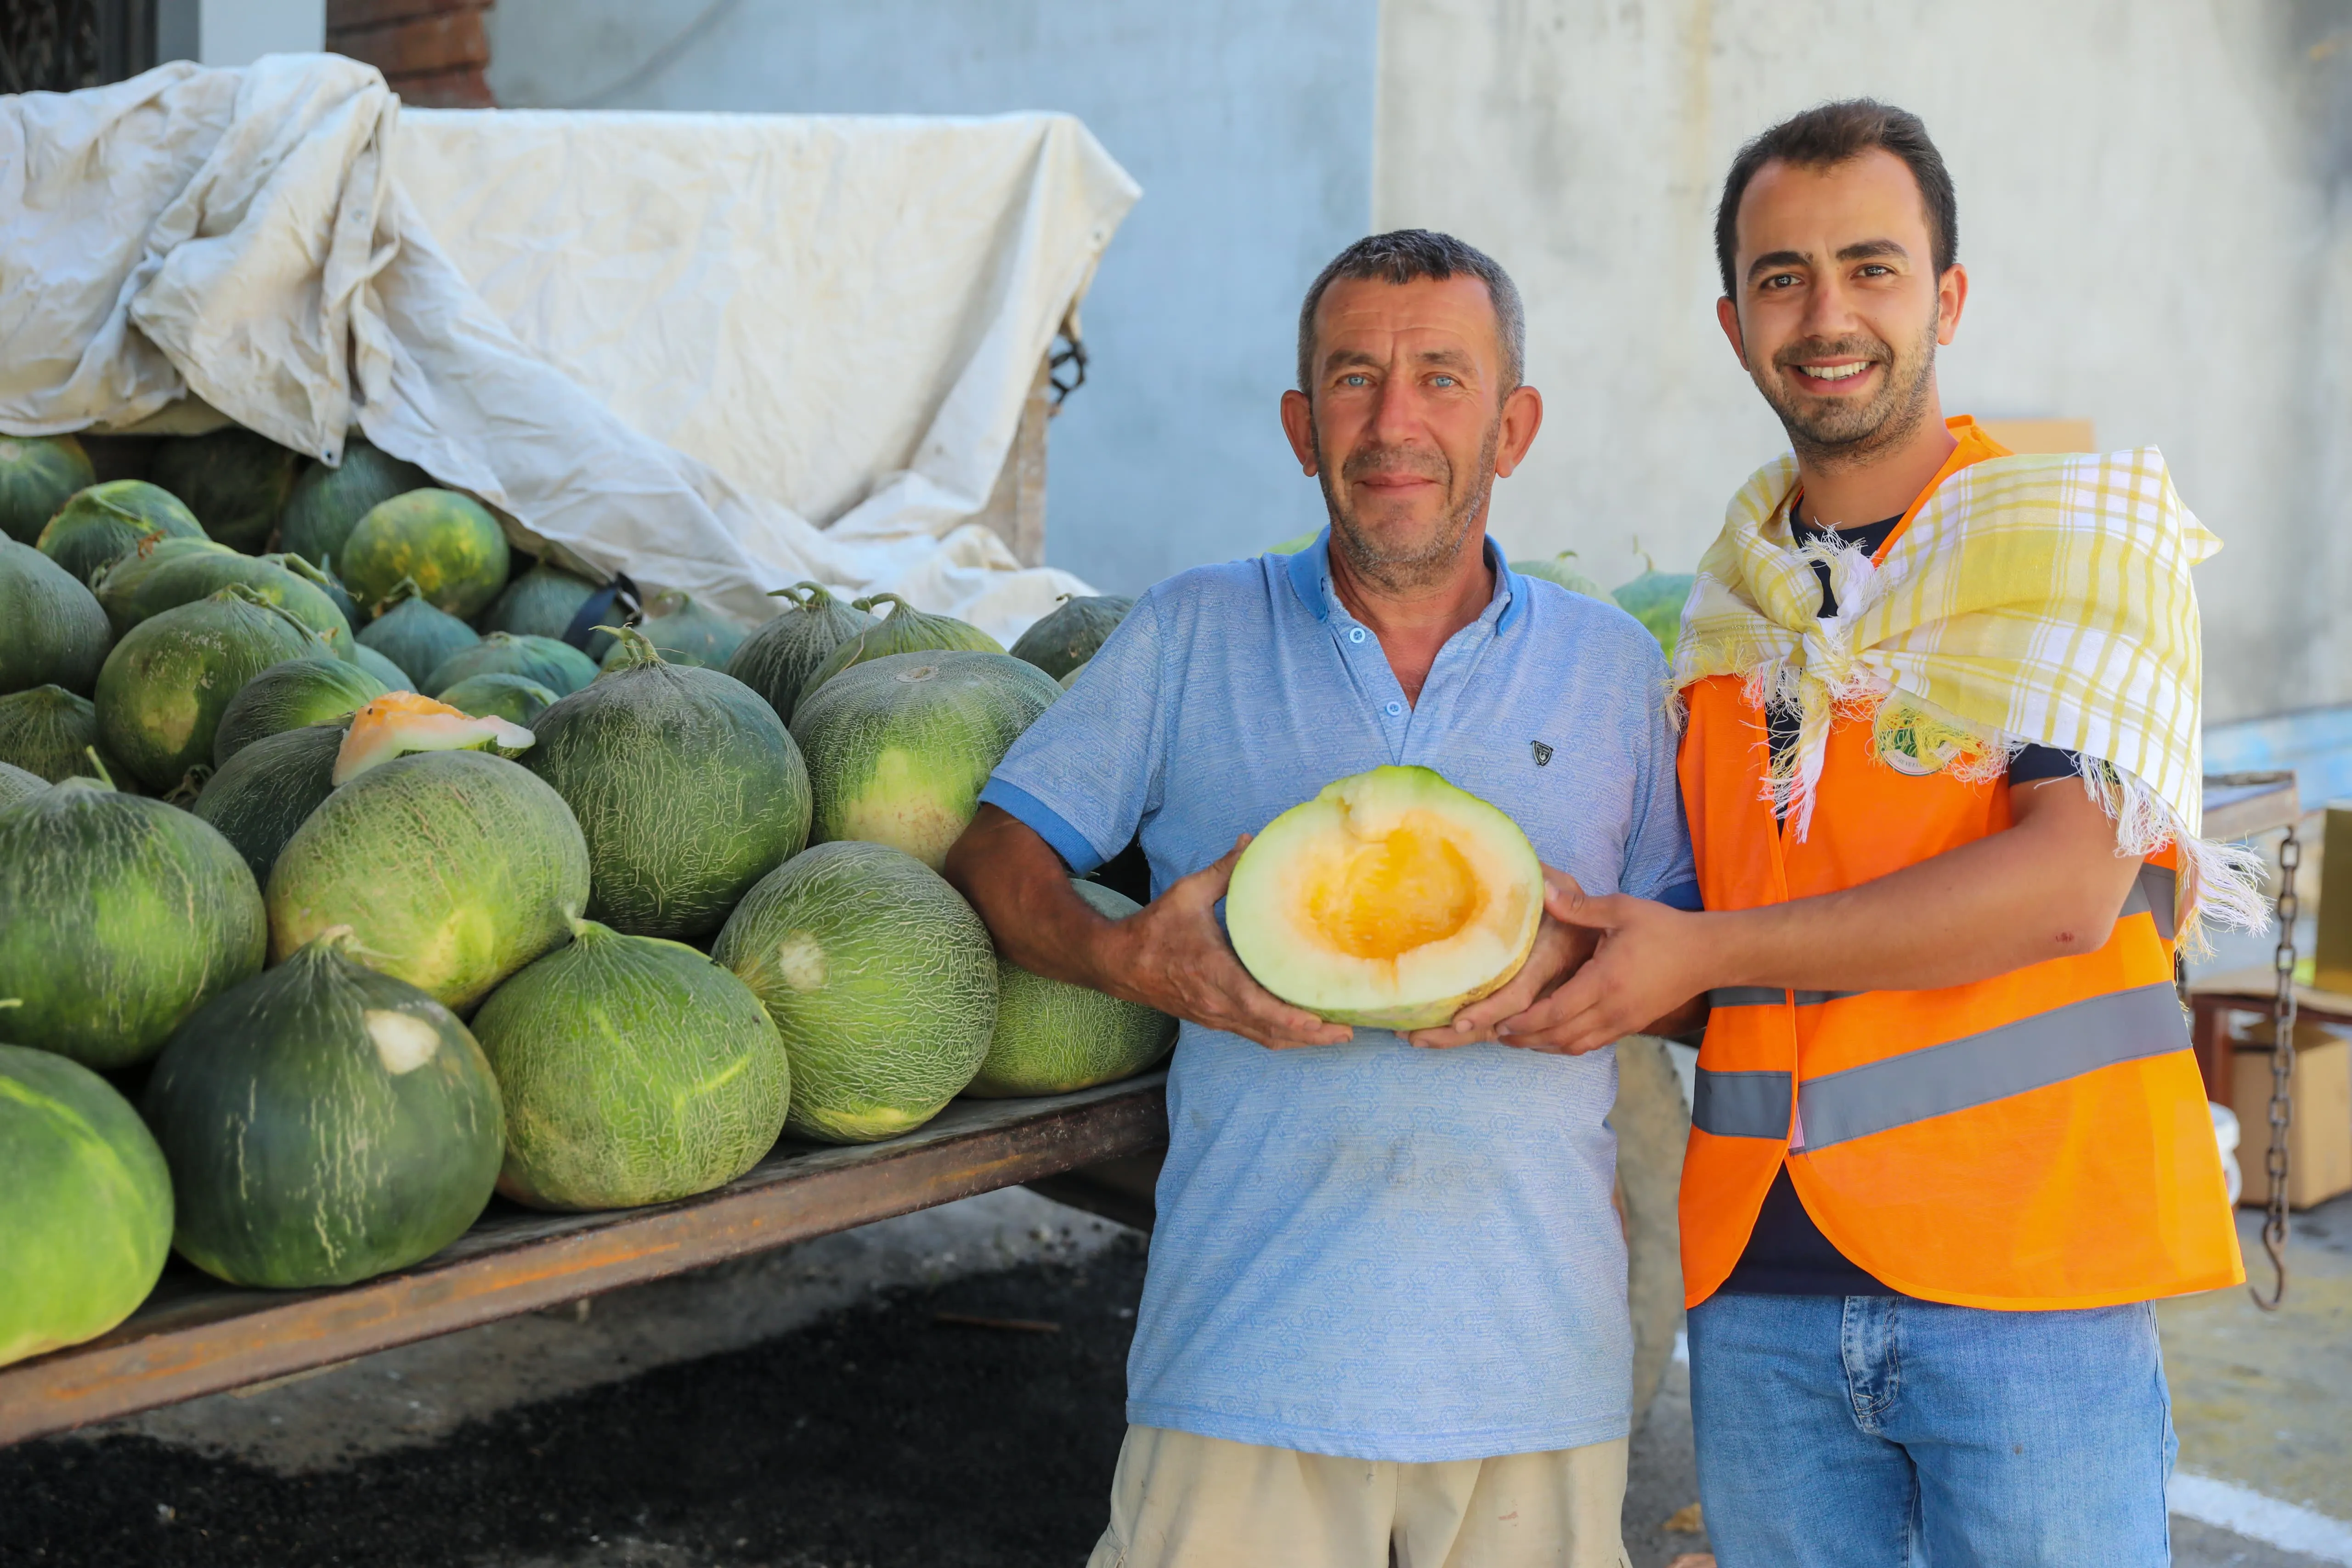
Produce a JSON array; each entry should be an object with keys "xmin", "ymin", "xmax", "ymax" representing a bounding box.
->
[
  {"xmin": 1317, "ymin": 418, "xmax": 1500, "ymax": 594},
  {"xmin": 1754, "ymin": 308, "xmax": 1940, "ymax": 472}
]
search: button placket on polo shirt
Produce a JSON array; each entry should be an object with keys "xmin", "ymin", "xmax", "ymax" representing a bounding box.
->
[{"xmin": 1326, "ymin": 601, "xmax": 1415, "ymax": 764}]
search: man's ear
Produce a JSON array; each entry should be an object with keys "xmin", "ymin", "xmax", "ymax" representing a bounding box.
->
[
  {"xmin": 1934, "ymin": 263, "xmax": 1969, "ymax": 347},
  {"xmin": 1279, "ymin": 388, "xmax": 1319, "ymax": 476},
  {"xmin": 1715, "ymin": 296, "xmax": 1749, "ymax": 371},
  {"xmin": 1493, "ymin": 385, "xmax": 1544, "ymax": 479}
]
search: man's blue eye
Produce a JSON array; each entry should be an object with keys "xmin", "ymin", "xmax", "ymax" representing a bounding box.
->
[
  {"xmin": 1432, "ymin": 375, "xmax": 1457, "ymax": 387},
  {"xmin": 1342, "ymin": 374, "xmax": 1370, "ymax": 386}
]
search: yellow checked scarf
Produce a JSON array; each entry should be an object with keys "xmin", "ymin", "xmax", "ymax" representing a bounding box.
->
[{"xmin": 1672, "ymin": 446, "xmax": 2267, "ymax": 945}]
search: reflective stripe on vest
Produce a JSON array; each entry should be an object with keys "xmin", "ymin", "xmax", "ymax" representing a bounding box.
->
[
  {"xmin": 1690, "ymin": 980, "xmax": 2189, "ymax": 1145},
  {"xmin": 2120, "ymin": 864, "xmax": 2178, "ymax": 943},
  {"xmin": 1707, "ymin": 987, "xmax": 1860, "ymax": 1008}
]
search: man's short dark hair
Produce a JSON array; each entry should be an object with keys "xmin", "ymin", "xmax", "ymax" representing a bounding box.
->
[
  {"xmin": 1713, "ymin": 99, "xmax": 1957, "ymax": 300},
  {"xmin": 1296, "ymin": 229, "xmax": 1526, "ymax": 395}
]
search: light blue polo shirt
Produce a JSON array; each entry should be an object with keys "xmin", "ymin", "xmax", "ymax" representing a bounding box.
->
[{"xmin": 978, "ymin": 530, "xmax": 1696, "ymax": 1461}]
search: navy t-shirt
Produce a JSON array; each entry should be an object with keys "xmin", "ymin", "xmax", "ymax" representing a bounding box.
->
[{"xmin": 1720, "ymin": 508, "xmax": 2081, "ymax": 1296}]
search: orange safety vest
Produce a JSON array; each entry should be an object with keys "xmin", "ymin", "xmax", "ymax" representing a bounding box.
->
[{"xmin": 1676, "ymin": 425, "xmax": 2244, "ymax": 1312}]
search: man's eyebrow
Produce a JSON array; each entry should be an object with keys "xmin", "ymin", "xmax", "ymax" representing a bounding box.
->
[
  {"xmin": 1745, "ymin": 249, "xmax": 1809, "ymax": 283},
  {"xmin": 1836, "ymin": 238, "xmax": 1909, "ymax": 264},
  {"xmin": 1322, "ymin": 348, "xmax": 1383, "ymax": 373},
  {"xmin": 1414, "ymin": 346, "xmax": 1475, "ymax": 370}
]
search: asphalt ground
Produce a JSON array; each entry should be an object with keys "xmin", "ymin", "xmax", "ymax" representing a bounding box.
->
[{"xmin": 2, "ymin": 1192, "xmax": 2339, "ymax": 1568}]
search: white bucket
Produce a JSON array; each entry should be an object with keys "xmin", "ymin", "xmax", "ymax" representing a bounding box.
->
[{"xmin": 2210, "ymin": 1102, "xmax": 2243, "ymax": 1207}]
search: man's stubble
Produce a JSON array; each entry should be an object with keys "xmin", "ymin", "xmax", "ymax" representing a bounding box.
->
[
  {"xmin": 1317, "ymin": 415, "xmax": 1503, "ymax": 596},
  {"xmin": 1754, "ymin": 305, "xmax": 1941, "ymax": 475}
]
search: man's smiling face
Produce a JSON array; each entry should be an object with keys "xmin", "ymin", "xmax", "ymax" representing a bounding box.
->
[{"xmin": 1720, "ymin": 148, "xmax": 1961, "ymax": 464}]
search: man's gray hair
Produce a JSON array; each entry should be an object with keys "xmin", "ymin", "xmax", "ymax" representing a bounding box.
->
[{"xmin": 1295, "ymin": 229, "xmax": 1526, "ymax": 395}]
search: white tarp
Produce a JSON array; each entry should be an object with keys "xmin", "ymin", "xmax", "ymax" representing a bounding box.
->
[{"xmin": 0, "ymin": 55, "xmax": 1140, "ymax": 638}]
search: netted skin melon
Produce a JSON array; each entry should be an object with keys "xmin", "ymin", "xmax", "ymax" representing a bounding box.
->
[
  {"xmin": 0, "ymin": 685, "xmax": 119, "ymax": 785},
  {"xmin": 1007, "ymin": 594, "xmax": 1134, "ymax": 681},
  {"xmin": 1226, "ymin": 765, "xmax": 1543, "ymax": 1031},
  {"xmin": 790, "ymin": 650, "xmax": 1058, "ymax": 870},
  {"xmin": 425, "ymin": 632, "xmax": 598, "ymax": 699},
  {"xmin": 795, "ymin": 592, "xmax": 1002, "ymax": 706},
  {"xmin": 150, "ymin": 428, "xmax": 305, "ymax": 555},
  {"xmin": 1611, "ymin": 556, "xmax": 1696, "ymax": 660},
  {"xmin": 340, "ymin": 488, "xmax": 510, "ymax": 620},
  {"xmin": 1512, "ymin": 551, "xmax": 1608, "ymax": 598},
  {"xmin": 142, "ymin": 928, "xmax": 504, "ymax": 1288},
  {"xmin": 0, "ymin": 537, "xmax": 112, "ymax": 696},
  {"xmin": 192, "ymin": 722, "xmax": 344, "ymax": 885},
  {"xmin": 0, "ymin": 433, "xmax": 96, "ymax": 546},
  {"xmin": 602, "ymin": 589, "xmax": 746, "ymax": 672},
  {"xmin": 38, "ymin": 480, "xmax": 204, "ymax": 584},
  {"xmin": 966, "ymin": 879, "xmax": 1176, "ymax": 1098},
  {"xmin": 357, "ymin": 577, "xmax": 480, "ymax": 686},
  {"xmin": 96, "ymin": 546, "xmax": 354, "ymax": 655},
  {"xmin": 0, "ymin": 760, "xmax": 43, "ymax": 806},
  {"xmin": 471, "ymin": 920, "xmax": 790, "ymax": 1210},
  {"xmin": 712, "ymin": 841, "xmax": 995, "ymax": 1144},
  {"xmin": 92, "ymin": 585, "xmax": 325, "ymax": 793},
  {"xmin": 279, "ymin": 436, "xmax": 430, "ymax": 571},
  {"xmin": 0, "ymin": 1040, "xmax": 173, "ymax": 1367},
  {"xmin": 726, "ymin": 582, "xmax": 878, "ymax": 724},
  {"xmin": 211, "ymin": 657, "xmax": 387, "ymax": 767}
]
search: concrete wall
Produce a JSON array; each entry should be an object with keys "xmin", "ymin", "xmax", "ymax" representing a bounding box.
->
[
  {"xmin": 156, "ymin": 0, "xmax": 327, "ymax": 67},
  {"xmin": 482, "ymin": 0, "xmax": 1376, "ymax": 595},
  {"xmin": 1376, "ymin": 0, "xmax": 2352, "ymax": 722}
]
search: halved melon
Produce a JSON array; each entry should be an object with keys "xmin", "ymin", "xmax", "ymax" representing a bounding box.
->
[{"xmin": 1227, "ymin": 765, "xmax": 1542, "ymax": 1030}]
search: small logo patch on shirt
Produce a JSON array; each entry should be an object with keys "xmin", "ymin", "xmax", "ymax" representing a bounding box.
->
[{"xmin": 1531, "ymin": 740, "xmax": 1554, "ymax": 767}]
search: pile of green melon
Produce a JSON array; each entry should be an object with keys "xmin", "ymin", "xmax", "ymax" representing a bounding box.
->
[{"xmin": 0, "ymin": 429, "xmax": 1167, "ymax": 1370}]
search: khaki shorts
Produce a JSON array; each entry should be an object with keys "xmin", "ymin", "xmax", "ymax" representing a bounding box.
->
[{"xmin": 1085, "ymin": 1424, "xmax": 1633, "ymax": 1568}]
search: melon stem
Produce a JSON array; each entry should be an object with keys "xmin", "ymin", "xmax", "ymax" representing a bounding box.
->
[
  {"xmin": 605, "ymin": 625, "xmax": 665, "ymax": 668},
  {"xmin": 80, "ymin": 747, "xmax": 117, "ymax": 791}
]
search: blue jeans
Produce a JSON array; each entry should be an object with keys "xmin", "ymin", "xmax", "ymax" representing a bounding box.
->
[{"xmin": 1687, "ymin": 1293, "xmax": 2176, "ymax": 1568}]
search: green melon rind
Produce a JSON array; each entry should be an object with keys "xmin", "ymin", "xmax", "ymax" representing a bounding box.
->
[
  {"xmin": 266, "ymin": 749, "xmax": 590, "ymax": 1012},
  {"xmin": 471, "ymin": 921, "xmax": 789, "ymax": 1210},
  {"xmin": 1511, "ymin": 552, "xmax": 1608, "ymax": 599},
  {"xmin": 523, "ymin": 637, "xmax": 811, "ymax": 940},
  {"xmin": 141, "ymin": 931, "xmax": 504, "ymax": 1288},
  {"xmin": 1226, "ymin": 764, "xmax": 1544, "ymax": 1031},
  {"xmin": 93, "ymin": 588, "xmax": 326, "ymax": 792},
  {"xmin": 0, "ymin": 537, "xmax": 112, "ymax": 696},
  {"xmin": 192, "ymin": 722, "xmax": 344, "ymax": 885},
  {"xmin": 425, "ymin": 632, "xmax": 599, "ymax": 699},
  {"xmin": 790, "ymin": 649, "xmax": 1058, "ymax": 870},
  {"xmin": 279, "ymin": 436, "xmax": 431, "ymax": 572},
  {"xmin": 346, "ymin": 641, "xmax": 415, "ymax": 693},
  {"xmin": 0, "ymin": 434, "xmax": 96, "ymax": 547},
  {"xmin": 796, "ymin": 593, "xmax": 1003, "ymax": 706},
  {"xmin": 1006, "ymin": 595, "xmax": 1134, "ymax": 681},
  {"xmin": 0, "ymin": 685, "xmax": 122, "ymax": 785},
  {"xmin": 97, "ymin": 547, "xmax": 355, "ymax": 655},
  {"xmin": 435, "ymin": 672, "xmax": 560, "ymax": 726},
  {"xmin": 149, "ymin": 428, "xmax": 305, "ymax": 555},
  {"xmin": 0, "ymin": 760, "xmax": 43, "ymax": 806},
  {"xmin": 1611, "ymin": 568, "xmax": 1696, "ymax": 660},
  {"xmin": 602, "ymin": 591, "xmax": 747, "ymax": 672},
  {"xmin": 211, "ymin": 657, "xmax": 388, "ymax": 767},
  {"xmin": 339, "ymin": 488, "xmax": 510, "ymax": 621},
  {"xmin": 357, "ymin": 584, "xmax": 481, "ymax": 687},
  {"xmin": 725, "ymin": 583, "xmax": 878, "ymax": 725},
  {"xmin": 966, "ymin": 880, "xmax": 1175, "ymax": 1098},
  {"xmin": 90, "ymin": 537, "xmax": 237, "ymax": 637},
  {"xmin": 480, "ymin": 561, "xmax": 602, "ymax": 643},
  {"xmin": 0, "ymin": 1043, "xmax": 173, "ymax": 1368},
  {"xmin": 712, "ymin": 840, "xmax": 995, "ymax": 1144},
  {"xmin": 0, "ymin": 777, "xmax": 267, "ymax": 1067},
  {"xmin": 37, "ymin": 481, "xmax": 205, "ymax": 585}
]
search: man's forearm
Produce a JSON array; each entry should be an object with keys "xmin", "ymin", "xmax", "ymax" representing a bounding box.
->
[{"xmin": 941, "ymin": 806, "xmax": 1124, "ymax": 992}]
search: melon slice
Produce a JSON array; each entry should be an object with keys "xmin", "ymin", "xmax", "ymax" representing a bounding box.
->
[
  {"xmin": 1227, "ymin": 765, "xmax": 1543, "ymax": 1030},
  {"xmin": 333, "ymin": 692, "xmax": 533, "ymax": 784}
]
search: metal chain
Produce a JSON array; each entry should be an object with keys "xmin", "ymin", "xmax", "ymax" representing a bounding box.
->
[{"xmin": 2251, "ymin": 826, "xmax": 2298, "ymax": 1311}]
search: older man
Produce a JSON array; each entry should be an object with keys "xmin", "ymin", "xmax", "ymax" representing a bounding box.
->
[{"xmin": 943, "ymin": 230, "xmax": 1692, "ymax": 1568}]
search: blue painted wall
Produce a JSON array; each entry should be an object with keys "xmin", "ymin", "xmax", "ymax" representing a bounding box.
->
[{"xmin": 486, "ymin": 0, "xmax": 1378, "ymax": 594}]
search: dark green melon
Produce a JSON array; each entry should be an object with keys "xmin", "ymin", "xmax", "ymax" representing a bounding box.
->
[
  {"xmin": 1007, "ymin": 594, "xmax": 1134, "ymax": 681},
  {"xmin": 340, "ymin": 488, "xmax": 509, "ymax": 621},
  {"xmin": 479, "ymin": 560, "xmax": 608, "ymax": 654},
  {"xmin": 601, "ymin": 589, "xmax": 746, "ymax": 672},
  {"xmin": 425, "ymin": 631, "xmax": 598, "ymax": 699},
  {"xmin": 0, "ymin": 1042, "xmax": 173, "ymax": 1367},
  {"xmin": 94, "ymin": 586, "xmax": 325, "ymax": 793},
  {"xmin": 471, "ymin": 921, "xmax": 788, "ymax": 1210},
  {"xmin": 211, "ymin": 657, "xmax": 387, "ymax": 767},
  {"xmin": 142, "ymin": 928, "xmax": 504, "ymax": 1288},
  {"xmin": 346, "ymin": 640, "xmax": 413, "ymax": 692},
  {"xmin": 0, "ymin": 686, "xmax": 120, "ymax": 784},
  {"xmin": 192, "ymin": 722, "xmax": 343, "ymax": 885},
  {"xmin": 967, "ymin": 879, "xmax": 1176, "ymax": 1097},
  {"xmin": 1, "ymin": 537, "xmax": 112, "ymax": 696},
  {"xmin": 0, "ymin": 760, "xmax": 42, "ymax": 806},
  {"xmin": 277, "ymin": 552, "xmax": 360, "ymax": 628},
  {"xmin": 280, "ymin": 435, "xmax": 431, "ymax": 572},
  {"xmin": 1612, "ymin": 559, "xmax": 1697, "ymax": 660},
  {"xmin": 435, "ymin": 672, "xmax": 559, "ymax": 727},
  {"xmin": 37, "ymin": 480, "xmax": 205, "ymax": 584},
  {"xmin": 149, "ymin": 428, "xmax": 305, "ymax": 555},
  {"xmin": 523, "ymin": 629, "xmax": 810, "ymax": 940},
  {"xmin": 796, "ymin": 592, "xmax": 1002, "ymax": 707},
  {"xmin": 790, "ymin": 649, "xmax": 1057, "ymax": 870},
  {"xmin": 712, "ymin": 840, "xmax": 995, "ymax": 1143},
  {"xmin": 266, "ymin": 749, "xmax": 590, "ymax": 1012},
  {"xmin": 95, "ymin": 545, "xmax": 354, "ymax": 655},
  {"xmin": 357, "ymin": 577, "xmax": 480, "ymax": 686},
  {"xmin": 0, "ymin": 434, "xmax": 96, "ymax": 547},
  {"xmin": 725, "ymin": 582, "xmax": 879, "ymax": 724},
  {"xmin": 90, "ymin": 536, "xmax": 237, "ymax": 637},
  {"xmin": 0, "ymin": 768, "xmax": 266, "ymax": 1068}
]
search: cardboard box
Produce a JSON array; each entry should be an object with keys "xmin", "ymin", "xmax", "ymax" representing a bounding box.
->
[{"xmin": 2232, "ymin": 1026, "xmax": 2352, "ymax": 1209}]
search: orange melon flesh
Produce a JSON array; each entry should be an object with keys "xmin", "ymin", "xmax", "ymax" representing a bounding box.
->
[
  {"xmin": 333, "ymin": 692, "xmax": 534, "ymax": 785},
  {"xmin": 1227, "ymin": 765, "xmax": 1543, "ymax": 1030}
]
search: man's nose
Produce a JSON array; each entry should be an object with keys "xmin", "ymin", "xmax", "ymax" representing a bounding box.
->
[
  {"xmin": 1798, "ymin": 272, "xmax": 1861, "ymax": 339},
  {"xmin": 1369, "ymin": 370, "xmax": 1422, "ymax": 444}
]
